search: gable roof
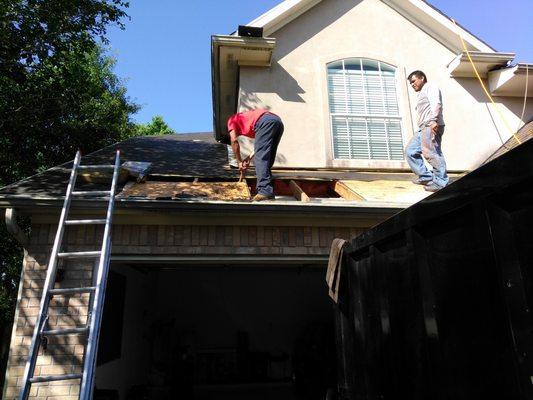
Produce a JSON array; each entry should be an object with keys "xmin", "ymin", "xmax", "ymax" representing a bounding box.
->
[{"xmin": 246, "ymin": 0, "xmax": 495, "ymax": 53}]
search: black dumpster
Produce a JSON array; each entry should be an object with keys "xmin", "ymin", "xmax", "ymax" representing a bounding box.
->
[{"xmin": 331, "ymin": 139, "xmax": 533, "ymax": 400}]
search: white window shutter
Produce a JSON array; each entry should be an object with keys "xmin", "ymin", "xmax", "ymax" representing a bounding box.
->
[{"xmin": 327, "ymin": 59, "xmax": 404, "ymax": 161}]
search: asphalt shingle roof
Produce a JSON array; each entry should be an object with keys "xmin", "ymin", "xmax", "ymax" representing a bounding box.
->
[{"xmin": 0, "ymin": 134, "xmax": 236, "ymax": 199}]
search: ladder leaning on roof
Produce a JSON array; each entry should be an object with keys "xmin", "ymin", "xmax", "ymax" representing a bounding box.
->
[{"xmin": 19, "ymin": 150, "xmax": 121, "ymax": 400}]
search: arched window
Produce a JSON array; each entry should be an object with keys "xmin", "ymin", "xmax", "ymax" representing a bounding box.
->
[{"xmin": 327, "ymin": 58, "xmax": 404, "ymax": 160}]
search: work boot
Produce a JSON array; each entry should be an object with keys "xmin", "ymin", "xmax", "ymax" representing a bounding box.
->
[
  {"xmin": 412, "ymin": 177, "xmax": 432, "ymax": 185},
  {"xmin": 424, "ymin": 183, "xmax": 442, "ymax": 192},
  {"xmin": 252, "ymin": 193, "xmax": 275, "ymax": 201}
]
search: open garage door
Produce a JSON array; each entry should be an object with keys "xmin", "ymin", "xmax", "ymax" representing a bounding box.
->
[{"xmin": 94, "ymin": 263, "xmax": 336, "ymax": 400}]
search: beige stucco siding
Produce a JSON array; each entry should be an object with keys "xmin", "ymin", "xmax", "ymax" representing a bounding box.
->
[{"xmin": 238, "ymin": 0, "xmax": 532, "ymax": 170}]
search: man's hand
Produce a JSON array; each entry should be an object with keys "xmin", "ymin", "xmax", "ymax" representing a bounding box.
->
[
  {"xmin": 239, "ymin": 159, "xmax": 250, "ymax": 171},
  {"xmin": 429, "ymin": 121, "xmax": 438, "ymax": 135}
]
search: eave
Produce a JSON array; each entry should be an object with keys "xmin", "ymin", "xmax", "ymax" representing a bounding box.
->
[
  {"xmin": 211, "ymin": 35, "xmax": 276, "ymax": 142},
  {"xmin": 447, "ymin": 51, "xmax": 515, "ymax": 78},
  {"xmin": 245, "ymin": 0, "xmax": 322, "ymax": 37},
  {"xmin": 0, "ymin": 197, "xmax": 401, "ymax": 228},
  {"xmin": 489, "ymin": 63, "xmax": 533, "ymax": 98}
]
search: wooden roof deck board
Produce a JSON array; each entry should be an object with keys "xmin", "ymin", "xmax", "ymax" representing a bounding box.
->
[
  {"xmin": 118, "ymin": 181, "xmax": 251, "ymax": 201},
  {"xmin": 338, "ymin": 179, "xmax": 431, "ymax": 204}
]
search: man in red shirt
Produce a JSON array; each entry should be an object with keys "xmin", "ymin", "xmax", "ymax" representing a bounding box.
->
[{"xmin": 227, "ymin": 109, "xmax": 284, "ymax": 201}]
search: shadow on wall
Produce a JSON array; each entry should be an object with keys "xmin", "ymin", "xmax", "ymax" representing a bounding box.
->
[
  {"xmin": 240, "ymin": 62, "xmax": 306, "ymax": 105},
  {"xmin": 271, "ymin": 61, "xmax": 306, "ymax": 103},
  {"xmin": 454, "ymin": 77, "xmax": 531, "ymax": 146},
  {"xmin": 239, "ymin": 92, "xmax": 271, "ymax": 111}
]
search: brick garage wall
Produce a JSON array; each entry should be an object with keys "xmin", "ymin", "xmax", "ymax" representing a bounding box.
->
[{"xmin": 3, "ymin": 223, "xmax": 364, "ymax": 399}]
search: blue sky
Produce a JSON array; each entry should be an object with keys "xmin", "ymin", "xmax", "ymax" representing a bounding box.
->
[{"xmin": 107, "ymin": 0, "xmax": 533, "ymax": 133}]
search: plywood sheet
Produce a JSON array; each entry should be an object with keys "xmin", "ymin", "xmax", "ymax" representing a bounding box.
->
[
  {"xmin": 338, "ymin": 180, "xmax": 431, "ymax": 204},
  {"xmin": 119, "ymin": 181, "xmax": 251, "ymax": 201}
]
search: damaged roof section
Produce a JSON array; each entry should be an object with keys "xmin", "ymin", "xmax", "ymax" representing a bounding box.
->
[{"xmin": 0, "ymin": 132, "xmax": 440, "ymax": 209}]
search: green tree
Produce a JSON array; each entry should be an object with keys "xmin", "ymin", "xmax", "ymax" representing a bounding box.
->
[
  {"xmin": 125, "ymin": 115, "xmax": 175, "ymax": 140},
  {"xmin": 0, "ymin": 0, "xmax": 135, "ymax": 389}
]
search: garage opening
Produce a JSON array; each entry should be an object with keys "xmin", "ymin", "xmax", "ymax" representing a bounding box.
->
[{"xmin": 94, "ymin": 264, "xmax": 336, "ymax": 400}]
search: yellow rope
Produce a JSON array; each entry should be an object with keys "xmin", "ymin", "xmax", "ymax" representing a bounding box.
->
[
  {"xmin": 451, "ymin": 19, "xmax": 521, "ymax": 145},
  {"xmin": 517, "ymin": 64, "xmax": 529, "ymax": 132}
]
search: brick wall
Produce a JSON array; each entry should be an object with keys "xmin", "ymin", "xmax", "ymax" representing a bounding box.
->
[{"xmin": 3, "ymin": 222, "xmax": 363, "ymax": 400}]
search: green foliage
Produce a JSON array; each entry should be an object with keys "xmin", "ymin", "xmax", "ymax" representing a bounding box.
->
[
  {"xmin": 0, "ymin": 0, "xmax": 135, "ymax": 378},
  {"xmin": 0, "ymin": 43, "xmax": 139, "ymax": 185},
  {"xmin": 1, "ymin": 0, "xmax": 129, "ymax": 70},
  {"xmin": 0, "ymin": 0, "xmax": 135, "ymax": 184},
  {"xmin": 124, "ymin": 115, "xmax": 175, "ymax": 140}
]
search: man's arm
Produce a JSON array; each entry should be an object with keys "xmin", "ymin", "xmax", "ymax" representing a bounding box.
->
[
  {"xmin": 427, "ymin": 84, "xmax": 442, "ymax": 134},
  {"xmin": 229, "ymin": 130, "xmax": 247, "ymax": 171}
]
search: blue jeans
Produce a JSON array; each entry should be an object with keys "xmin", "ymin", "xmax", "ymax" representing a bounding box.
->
[
  {"xmin": 254, "ymin": 113, "xmax": 284, "ymax": 196},
  {"xmin": 405, "ymin": 125, "xmax": 448, "ymax": 187}
]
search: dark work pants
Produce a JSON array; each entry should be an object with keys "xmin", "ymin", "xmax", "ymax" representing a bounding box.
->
[{"xmin": 254, "ymin": 113, "xmax": 284, "ymax": 196}]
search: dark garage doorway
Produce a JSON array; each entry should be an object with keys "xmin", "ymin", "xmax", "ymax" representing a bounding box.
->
[{"xmin": 95, "ymin": 264, "xmax": 336, "ymax": 400}]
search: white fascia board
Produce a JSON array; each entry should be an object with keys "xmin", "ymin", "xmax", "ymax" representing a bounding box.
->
[
  {"xmin": 489, "ymin": 63, "xmax": 533, "ymax": 97},
  {"xmin": 447, "ymin": 51, "xmax": 515, "ymax": 78},
  {"xmin": 244, "ymin": 0, "xmax": 322, "ymax": 36},
  {"xmin": 241, "ymin": 0, "xmax": 494, "ymax": 53},
  {"xmin": 382, "ymin": 0, "xmax": 495, "ymax": 53}
]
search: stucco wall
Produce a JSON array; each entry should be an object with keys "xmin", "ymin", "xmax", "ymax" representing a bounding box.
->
[{"xmin": 238, "ymin": 0, "xmax": 533, "ymax": 170}]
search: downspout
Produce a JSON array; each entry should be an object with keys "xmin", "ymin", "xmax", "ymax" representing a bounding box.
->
[
  {"xmin": 1, "ymin": 208, "xmax": 28, "ymax": 399},
  {"xmin": 4, "ymin": 208, "xmax": 29, "ymax": 245}
]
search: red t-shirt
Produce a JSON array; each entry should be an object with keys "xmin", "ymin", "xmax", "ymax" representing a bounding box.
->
[{"xmin": 227, "ymin": 109, "xmax": 270, "ymax": 138}]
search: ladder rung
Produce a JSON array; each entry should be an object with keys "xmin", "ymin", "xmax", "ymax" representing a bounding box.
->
[
  {"xmin": 42, "ymin": 327, "xmax": 89, "ymax": 336},
  {"xmin": 58, "ymin": 251, "xmax": 101, "ymax": 259},
  {"xmin": 72, "ymin": 190, "xmax": 111, "ymax": 196},
  {"xmin": 49, "ymin": 287, "xmax": 96, "ymax": 295},
  {"xmin": 29, "ymin": 373, "xmax": 83, "ymax": 383},
  {"xmin": 65, "ymin": 219, "xmax": 107, "ymax": 225},
  {"xmin": 78, "ymin": 165, "xmax": 115, "ymax": 171}
]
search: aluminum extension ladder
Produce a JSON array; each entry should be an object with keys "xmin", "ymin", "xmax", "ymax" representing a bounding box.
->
[{"xmin": 19, "ymin": 150, "xmax": 121, "ymax": 400}]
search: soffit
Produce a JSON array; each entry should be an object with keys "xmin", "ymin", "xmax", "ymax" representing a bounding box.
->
[
  {"xmin": 447, "ymin": 51, "xmax": 515, "ymax": 78},
  {"xmin": 488, "ymin": 64, "xmax": 533, "ymax": 97}
]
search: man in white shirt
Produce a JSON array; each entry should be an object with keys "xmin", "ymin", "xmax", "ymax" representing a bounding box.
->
[{"xmin": 405, "ymin": 70, "xmax": 448, "ymax": 192}]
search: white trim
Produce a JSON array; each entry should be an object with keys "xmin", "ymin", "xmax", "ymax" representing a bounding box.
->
[
  {"xmin": 383, "ymin": 0, "xmax": 494, "ymax": 52},
  {"xmin": 244, "ymin": 0, "xmax": 494, "ymax": 53},
  {"xmin": 447, "ymin": 51, "xmax": 515, "ymax": 78},
  {"xmin": 245, "ymin": 0, "xmax": 322, "ymax": 36},
  {"xmin": 318, "ymin": 52, "xmax": 411, "ymax": 169},
  {"xmin": 489, "ymin": 63, "xmax": 533, "ymax": 98}
]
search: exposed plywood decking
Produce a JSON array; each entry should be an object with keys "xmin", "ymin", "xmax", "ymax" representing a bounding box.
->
[
  {"xmin": 119, "ymin": 181, "xmax": 252, "ymax": 201},
  {"xmin": 337, "ymin": 179, "xmax": 431, "ymax": 204}
]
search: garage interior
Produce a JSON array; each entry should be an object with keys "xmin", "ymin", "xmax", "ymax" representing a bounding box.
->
[{"xmin": 93, "ymin": 263, "xmax": 336, "ymax": 400}]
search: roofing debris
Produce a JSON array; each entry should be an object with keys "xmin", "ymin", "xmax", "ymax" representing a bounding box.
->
[{"xmin": 119, "ymin": 181, "xmax": 251, "ymax": 201}]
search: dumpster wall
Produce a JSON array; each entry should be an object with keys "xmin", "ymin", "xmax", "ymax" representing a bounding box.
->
[{"xmin": 334, "ymin": 140, "xmax": 533, "ymax": 399}]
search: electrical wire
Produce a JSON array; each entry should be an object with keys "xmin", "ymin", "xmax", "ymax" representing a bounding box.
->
[
  {"xmin": 451, "ymin": 19, "xmax": 521, "ymax": 145},
  {"xmin": 517, "ymin": 64, "xmax": 529, "ymax": 132}
]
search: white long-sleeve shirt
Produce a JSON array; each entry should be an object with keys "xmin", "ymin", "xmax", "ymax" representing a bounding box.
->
[{"xmin": 416, "ymin": 82, "xmax": 444, "ymax": 127}]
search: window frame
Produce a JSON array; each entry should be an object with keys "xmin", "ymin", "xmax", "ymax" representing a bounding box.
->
[{"xmin": 320, "ymin": 55, "xmax": 412, "ymax": 169}]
